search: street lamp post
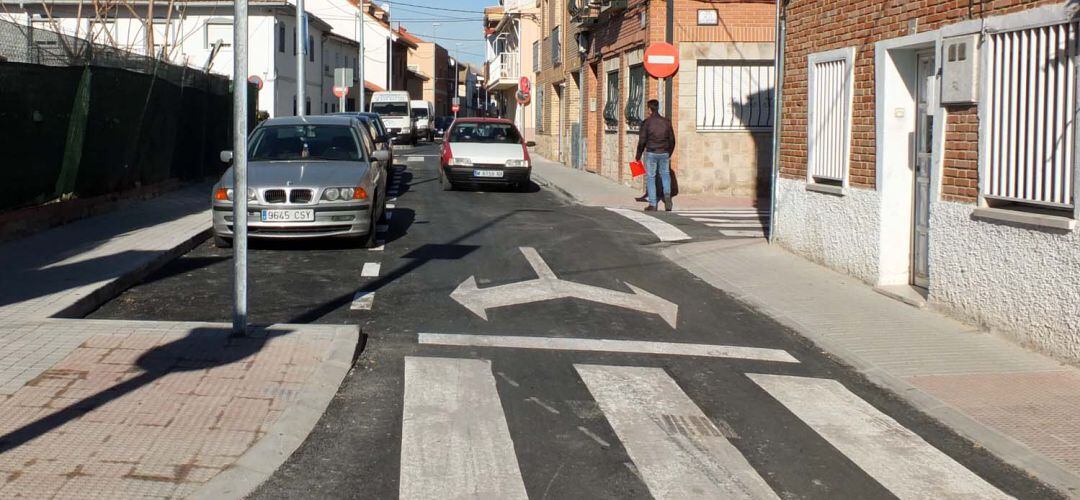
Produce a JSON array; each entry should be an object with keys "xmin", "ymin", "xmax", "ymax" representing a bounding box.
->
[
  {"xmin": 296, "ymin": 0, "xmax": 306, "ymax": 116},
  {"xmin": 384, "ymin": 3, "xmax": 392, "ymax": 91},
  {"xmin": 232, "ymin": 0, "xmax": 249, "ymax": 335},
  {"xmin": 358, "ymin": 1, "xmax": 366, "ymax": 110}
]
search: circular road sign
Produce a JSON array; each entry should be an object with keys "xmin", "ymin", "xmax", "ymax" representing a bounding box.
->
[
  {"xmin": 333, "ymin": 86, "xmax": 349, "ymax": 98},
  {"xmin": 518, "ymin": 76, "xmax": 531, "ymax": 94},
  {"xmin": 452, "ymin": 104, "xmax": 460, "ymax": 114},
  {"xmin": 644, "ymin": 42, "xmax": 679, "ymax": 78},
  {"xmin": 247, "ymin": 75, "xmax": 264, "ymax": 91}
]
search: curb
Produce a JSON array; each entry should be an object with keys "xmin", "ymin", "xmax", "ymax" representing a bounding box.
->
[
  {"xmin": 531, "ymin": 169, "xmax": 583, "ymax": 206},
  {"xmin": 190, "ymin": 324, "xmax": 361, "ymax": 500},
  {"xmin": 54, "ymin": 226, "xmax": 212, "ymax": 319},
  {"xmin": 662, "ymin": 241, "xmax": 1080, "ymax": 498}
]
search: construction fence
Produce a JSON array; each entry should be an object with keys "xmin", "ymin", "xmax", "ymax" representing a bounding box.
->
[{"xmin": 0, "ymin": 19, "xmax": 255, "ymax": 211}]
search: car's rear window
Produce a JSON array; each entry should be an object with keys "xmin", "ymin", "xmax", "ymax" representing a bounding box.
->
[
  {"xmin": 448, "ymin": 123, "xmax": 521, "ymax": 144},
  {"xmin": 249, "ymin": 125, "xmax": 362, "ymax": 161},
  {"xmin": 413, "ymin": 108, "xmax": 430, "ymax": 118}
]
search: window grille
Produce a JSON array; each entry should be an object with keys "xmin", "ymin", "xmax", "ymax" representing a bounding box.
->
[
  {"xmin": 696, "ymin": 61, "xmax": 774, "ymax": 131},
  {"xmin": 626, "ymin": 65, "xmax": 646, "ymax": 129},
  {"xmin": 807, "ymin": 51, "xmax": 854, "ymax": 184},
  {"xmin": 604, "ymin": 69, "xmax": 620, "ymax": 130}
]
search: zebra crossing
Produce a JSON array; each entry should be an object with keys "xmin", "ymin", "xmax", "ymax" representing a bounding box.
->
[
  {"xmin": 397, "ymin": 337, "xmax": 1010, "ymax": 500},
  {"xmin": 675, "ymin": 208, "xmax": 770, "ymax": 239}
]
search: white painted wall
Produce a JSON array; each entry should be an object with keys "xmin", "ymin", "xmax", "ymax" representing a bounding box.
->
[
  {"xmin": 928, "ymin": 202, "xmax": 1080, "ymax": 363},
  {"xmin": 773, "ymin": 178, "xmax": 881, "ymax": 284}
]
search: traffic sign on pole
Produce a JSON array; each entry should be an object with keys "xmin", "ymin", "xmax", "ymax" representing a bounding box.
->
[
  {"xmin": 233, "ymin": 0, "xmax": 249, "ymax": 335},
  {"xmin": 333, "ymin": 86, "xmax": 349, "ymax": 98},
  {"xmin": 644, "ymin": 42, "xmax": 679, "ymax": 78}
]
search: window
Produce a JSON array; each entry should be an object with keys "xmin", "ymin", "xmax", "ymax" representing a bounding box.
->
[
  {"xmin": 371, "ymin": 101, "xmax": 409, "ymax": 116},
  {"xmin": 248, "ymin": 125, "xmax": 362, "ymax": 161},
  {"xmin": 308, "ymin": 35, "xmax": 315, "ymax": 62},
  {"xmin": 984, "ymin": 22, "xmax": 1077, "ymax": 210},
  {"xmin": 807, "ymin": 48, "xmax": 855, "ymax": 185},
  {"xmin": 697, "ymin": 61, "xmax": 775, "ymax": 131},
  {"xmin": 277, "ymin": 22, "xmax": 285, "ymax": 53},
  {"xmin": 206, "ymin": 22, "xmax": 233, "ymax": 49},
  {"xmin": 603, "ymin": 69, "xmax": 620, "ymax": 130},
  {"xmin": 552, "ymin": 26, "xmax": 562, "ymax": 66},
  {"xmin": 449, "ymin": 122, "xmax": 522, "ymax": 144},
  {"xmin": 625, "ymin": 65, "xmax": 646, "ymax": 129},
  {"xmin": 536, "ymin": 85, "xmax": 545, "ymax": 131},
  {"xmin": 533, "ymin": 41, "xmax": 540, "ymax": 72},
  {"xmin": 151, "ymin": 22, "xmax": 174, "ymax": 56}
]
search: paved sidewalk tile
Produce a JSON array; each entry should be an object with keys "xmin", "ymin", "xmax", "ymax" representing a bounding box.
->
[
  {"xmin": 530, "ymin": 154, "xmax": 762, "ymax": 210},
  {"xmin": 666, "ymin": 239, "xmax": 1080, "ymax": 494},
  {"xmin": 0, "ymin": 186, "xmax": 210, "ymax": 322},
  {"xmin": 0, "ymin": 319, "xmax": 353, "ymax": 499}
]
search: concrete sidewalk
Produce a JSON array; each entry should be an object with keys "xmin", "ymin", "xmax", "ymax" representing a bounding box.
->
[
  {"xmin": 530, "ymin": 154, "xmax": 763, "ymax": 210},
  {"xmin": 665, "ymin": 239, "xmax": 1080, "ymax": 496},
  {"xmin": 0, "ymin": 185, "xmax": 212, "ymax": 322}
]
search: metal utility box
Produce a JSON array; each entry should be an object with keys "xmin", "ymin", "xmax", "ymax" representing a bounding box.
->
[{"xmin": 941, "ymin": 34, "xmax": 979, "ymax": 104}]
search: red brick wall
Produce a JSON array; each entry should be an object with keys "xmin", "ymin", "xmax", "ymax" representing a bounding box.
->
[{"xmin": 780, "ymin": 0, "xmax": 1061, "ymax": 200}]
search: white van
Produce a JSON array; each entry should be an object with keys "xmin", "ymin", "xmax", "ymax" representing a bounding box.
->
[
  {"xmin": 410, "ymin": 100, "xmax": 435, "ymax": 142},
  {"xmin": 370, "ymin": 91, "xmax": 414, "ymax": 145}
]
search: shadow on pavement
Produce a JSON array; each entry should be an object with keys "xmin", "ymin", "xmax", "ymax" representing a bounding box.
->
[{"xmin": 0, "ymin": 326, "xmax": 293, "ymax": 454}]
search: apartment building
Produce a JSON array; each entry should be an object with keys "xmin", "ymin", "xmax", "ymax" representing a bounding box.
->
[
  {"xmin": 485, "ymin": 1, "xmax": 541, "ymax": 140},
  {"xmin": 774, "ymin": 0, "xmax": 1080, "ymax": 362},
  {"xmin": 555, "ymin": 0, "xmax": 775, "ymax": 196}
]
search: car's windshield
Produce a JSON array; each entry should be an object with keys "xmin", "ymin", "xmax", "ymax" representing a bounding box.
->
[
  {"xmin": 449, "ymin": 123, "xmax": 521, "ymax": 144},
  {"xmin": 413, "ymin": 108, "xmax": 429, "ymax": 118},
  {"xmin": 249, "ymin": 125, "xmax": 363, "ymax": 161},
  {"xmin": 371, "ymin": 102, "xmax": 409, "ymax": 117}
]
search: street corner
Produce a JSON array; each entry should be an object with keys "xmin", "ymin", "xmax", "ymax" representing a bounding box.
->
[{"xmin": 0, "ymin": 319, "xmax": 357, "ymax": 500}]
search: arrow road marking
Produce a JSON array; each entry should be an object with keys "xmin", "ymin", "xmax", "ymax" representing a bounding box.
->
[{"xmin": 450, "ymin": 247, "xmax": 678, "ymax": 328}]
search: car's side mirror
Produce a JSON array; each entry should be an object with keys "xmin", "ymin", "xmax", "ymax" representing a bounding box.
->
[
  {"xmin": 371, "ymin": 149, "xmax": 390, "ymax": 163},
  {"xmin": 220, "ymin": 150, "xmax": 234, "ymax": 163},
  {"xmin": 525, "ymin": 141, "xmax": 536, "ymax": 148}
]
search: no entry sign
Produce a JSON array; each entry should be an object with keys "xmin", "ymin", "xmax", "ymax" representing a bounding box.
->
[
  {"xmin": 644, "ymin": 42, "xmax": 679, "ymax": 78},
  {"xmin": 333, "ymin": 86, "xmax": 349, "ymax": 98}
]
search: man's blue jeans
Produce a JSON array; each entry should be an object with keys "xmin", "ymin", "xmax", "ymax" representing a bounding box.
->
[{"xmin": 644, "ymin": 151, "xmax": 671, "ymax": 207}]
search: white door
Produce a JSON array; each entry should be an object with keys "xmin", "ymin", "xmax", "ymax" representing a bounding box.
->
[{"xmin": 911, "ymin": 52, "xmax": 934, "ymax": 288}]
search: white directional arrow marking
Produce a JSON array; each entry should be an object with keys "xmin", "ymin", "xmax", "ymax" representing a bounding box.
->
[{"xmin": 451, "ymin": 247, "xmax": 678, "ymax": 328}]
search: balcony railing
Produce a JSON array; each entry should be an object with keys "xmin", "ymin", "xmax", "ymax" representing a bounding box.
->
[{"xmin": 487, "ymin": 51, "xmax": 520, "ymax": 88}]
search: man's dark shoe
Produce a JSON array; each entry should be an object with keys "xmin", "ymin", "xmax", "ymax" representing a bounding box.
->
[
  {"xmin": 635, "ymin": 194, "xmax": 648, "ymax": 202},
  {"xmin": 663, "ymin": 196, "xmax": 673, "ymax": 211},
  {"xmin": 644, "ymin": 205, "xmax": 658, "ymax": 212}
]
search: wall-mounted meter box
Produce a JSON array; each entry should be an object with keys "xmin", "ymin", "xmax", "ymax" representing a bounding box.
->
[{"xmin": 941, "ymin": 34, "xmax": 979, "ymax": 104}]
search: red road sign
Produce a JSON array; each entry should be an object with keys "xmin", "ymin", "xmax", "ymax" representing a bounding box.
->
[
  {"xmin": 451, "ymin": 104, "xmax": 460, "ymax": 114},
  {"xmin": 518, "ymin": 76, "xmax": 531, "ymax": 94},
  {"xmin": 333, "ymin": 86, "xmax": 349, "ymax": 98},
  {"xmin": 644, "ymin": 42, "xmax": 679, "ymax": 78},
  {"xmin": 248, "ymin": 75, "xmax": 263, "ymax": 91}
]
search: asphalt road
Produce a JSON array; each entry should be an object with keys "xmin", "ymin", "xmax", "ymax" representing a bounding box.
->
[{"xmin": 90, "ymin": 142, "xmax": 1058, "ymax": 499}]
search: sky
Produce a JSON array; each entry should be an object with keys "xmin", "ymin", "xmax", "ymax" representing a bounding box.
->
[{"xmin": 383, "ymin": 0, "xmax": 495, "ymax": 66}]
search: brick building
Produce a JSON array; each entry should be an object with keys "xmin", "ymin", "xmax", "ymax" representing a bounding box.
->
[
  {"xmin": 537, "ymin": 0, "xmax": 775, "ymax": 196},
  {"xmin": 773, "ymin": 0, "xmax": 1080, "ymax": 362}
]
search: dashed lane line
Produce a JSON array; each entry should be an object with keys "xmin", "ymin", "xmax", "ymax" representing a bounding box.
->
[
  {"xmin": 417, "ymin": 333, "xmax": 799, "ymax": 363},
  {"xmin": 369, "ymin": 240, "xmax": 385, "ymax": 252},
  {"xmin": 606, "ymin": 207, "xmax": 691, "ymax": 242},
  {"xmin": 361, "ymin": 262, "xmax": 381, "ymax": 278},
  {"xmin": 350, "ymin": 291, "xmax": 374, "ymax": 310}
]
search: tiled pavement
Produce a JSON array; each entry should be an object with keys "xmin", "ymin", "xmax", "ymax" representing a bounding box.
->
[
  {"xmin": 0, "ymin": 186, "xmax": 211, "ymax": 322},
  {"xmin": 0, "ymin": 319, "xmax": 356, "ymax": 499},
  {"xmin": 667, "ymin": 238, "xmax": 1080, "ymax": 495}
]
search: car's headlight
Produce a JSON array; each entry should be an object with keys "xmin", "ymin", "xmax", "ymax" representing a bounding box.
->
[
  {"xmin": 449, "ymin": 157, "xmax": 473, "ymax": 166},
  {"xmin": 505, "ymin": 159, "xmax": 530, "ymax": 168},
  {"xmin": 321, "ymin": 186, "xmax": 367, "ymax": 201},
  {"xmin": 214, "ymin": 188, "xmax": 255, "ymax": 202}
]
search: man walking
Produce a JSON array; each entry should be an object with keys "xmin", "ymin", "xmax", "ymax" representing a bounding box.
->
[{"xmin": 635, "ymin": 99, "xmax": 675, "ymax": 211}]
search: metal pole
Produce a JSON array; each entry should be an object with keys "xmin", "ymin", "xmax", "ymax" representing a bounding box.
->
[
  {"xmin": 232, "ymin": 0, "xmax": 249, "ymax": 335},
  {"xmin": 768, "ymin": 0, "xmax": 786, "ymax": 244},
  {"xmin": 387, "ymin": 6, "xmax": 393, "ymax": 91},
  {"xmin": 358, "ymin": 2, "xmax": 366, "ymax": 109},
  {"xmin": 296, "ymin": 0, "xmax": 306, "ymax": 116}
]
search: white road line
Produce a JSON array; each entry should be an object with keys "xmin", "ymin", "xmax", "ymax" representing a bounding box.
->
[
  {"xmin": 389, "ymin": 197, "xmax": 398, "ymax": 202},
  {"xmin": 675, "ymin": 209, "xmax": 765, "ymax": 214},
  {"xmin": 400, "ymin": 357, "xmax": 529, "ymax": 500},
  {"xmin": 606, "ymin": 207, "xmax": 691, "ymax": 242},
  {"xmin": 361, "ymin": 262, "xmax": 381, "ymax": 277},
  {"xmin": 418, "ymin": 333, "xmax": 799, "ymax": 363},
  {"xmin": 719, "ymin": 230, "xmax": 767, "ymax": 238},
  {"xmin": 526, "ymin": 396, "xmax": 561, "ymax": 414},
  {"xmin": 386, "ymin": 203, "xmax": 396, "ymax": 209},
  {"xmin": 577, "ymin": 426, "xmax": 611, "ymax": 448},
  {"xmin": 350, "ymin": 291, "xmax": 374, "ymax": 310},
  {"xmin": 406, "ymin": 156, "xmax": 425, "ymax": 162},
  {"xmin": 370, "ymin": 240, "xmax": 385, "ymax": 251},
  {"xmin": 748, "ymin": 374, "xmax": 1011, "ymax": 500},
  {"xmin": 681, "ymin": 214, "xmax": 768, "ymax": 219},
  {"xmin": 704, "ymin": 223, "xmax": 766, "ymax": 229},
  {"xmin": 496, "ymin": 371, "xmax": 520, "ymax": 387},
  {"xmin": 577, "ymin": 365, "xmax": 779, "ymax": 500}
]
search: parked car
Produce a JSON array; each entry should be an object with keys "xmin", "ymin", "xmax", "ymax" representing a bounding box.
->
[
  {"xmin": 411, "ymin": 100, "xmax": 435, "ymax": 142},
  {"xmin": 433, "ymin": 116, "xmax": 454, "ymax": 141},
  {"xmin": 212, "ymin": 115, "xmax": 388, "ymax": 247},
  {"xmin": 335, "ymin": 111, "xmax": 395, "ymax": 174},
  {"xmin": 370, "ymin": 91, "xmax": 414, "ymax": 145},
  {"xmin": 439, "ymin": 118, "xmax": 533, "ymax": 191}
]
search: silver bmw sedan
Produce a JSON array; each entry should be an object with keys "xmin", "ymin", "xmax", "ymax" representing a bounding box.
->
[{"xmin": 211, "ymin": 115, "xmax": 388, "ymax": 248}]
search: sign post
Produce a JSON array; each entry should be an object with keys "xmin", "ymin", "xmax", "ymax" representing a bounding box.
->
[
  {"xmin": 334, "ymin": 68, "xmax": 353, "ymax": 111},
  {"xmin": 232, "ymin": 0, "xmax": 249, "ymax": 335},
  {"xmin": 296, "ymin": 0, "xmax": 307, "ymax": 116}
]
